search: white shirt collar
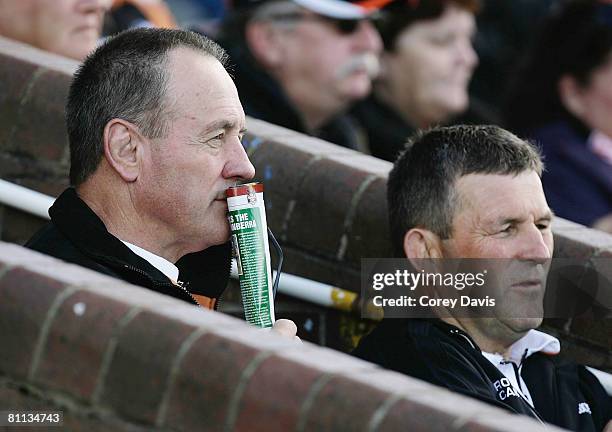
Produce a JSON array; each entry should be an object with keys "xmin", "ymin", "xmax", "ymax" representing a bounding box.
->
[
  {"xmin": 486, "ymin": 329, "xmax": 560, "ymax": 363},
  {"xmin": 120, "ymin": 240, "xmax": 179, "ymax": 283}
]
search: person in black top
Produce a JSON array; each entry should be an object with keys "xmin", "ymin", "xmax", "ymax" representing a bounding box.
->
[
  {"xmin": 216, "ymin": 0, "xmax": 383, "ymax": 152},
  {"xmin": 350, "ymin": 0, "xmax": 488, "ymax": 161},
  {"xmin": 27, "ymin": 28, "xmax": 297, "ymax": 336},
  {"xmin": 353, "ymin": 125, "xmax": 612, "ymax": 431}
]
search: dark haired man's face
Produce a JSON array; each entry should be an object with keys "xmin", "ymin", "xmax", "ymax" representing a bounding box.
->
[{"xmin": 441, "ymin": 171, "xmax": 554, "ymax": 338}]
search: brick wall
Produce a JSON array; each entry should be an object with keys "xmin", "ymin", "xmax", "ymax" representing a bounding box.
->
[
  {"xmin": 0, "ymin": 36, "xmax": 610, "ymax": 369},
  {"xmin": 0, "ymin": 243, "xmax": 562, "ymax": 431}
]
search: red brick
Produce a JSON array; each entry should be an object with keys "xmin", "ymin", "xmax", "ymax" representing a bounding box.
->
[
  {"xmin": 0, "ymin": 385, "xmax": 50, "ymax": 411},
  {"xmin": 569, "ymin": 317, "xmax": 612, "ymax": 350},
  {"xmin": 344, "ymin": 177, "xmax": 393, "ymax": 263},
  {"xmin": 0, "ymin": 266, "xmax": 72, "ymax": 379},
  {"xmin": 544, "ymin": 258, "xmax": 590, "ymax": 320},
  {"xmin": 0, "ymin": 56, "xmax": 39, "ymax": 149},
  {"xmin": 9, "ymin": 69, "xmax": 70, "ymax": 162},
  {"xmin": 33, "ymin": 291, "xmax": 132, "ymax": 401},
  {"xmin": 280, "ymin": 245, "xmax": 360, "ymax": 291},
  {"xmin": 459, "ymin": 412, "xmax": 559, "ymax": 432},
  {"xmin": 232, "ymin": 355, "xmax": 324, "ymax": 432},
  {"xmin": 300, "ymin": 375, "xmax": 389, "ymax": 432},
  {"xmin": 554, "ymin": 227, "xmax": 612, "ymax": 259},
  {"xmin": 375, "ymin": 397, "xmax": 461, "ymax": 432},
  {"xmin": 286, "ymin": 159, "xmax": 372, "ymax": 259},
  {"xmin": 246, "ymin": 137, "xmax": 318, "ymax": 235},
  {"xmin": 99, "ymin": 311, "xmax": 197, "ymax": 425},
  {"xmin": 162, "ymin": 332, "xmax": 262, "ymax": 432},
  {"xmin": 0, "ymin": 207, "xmax": 48, "ymax": 246}
]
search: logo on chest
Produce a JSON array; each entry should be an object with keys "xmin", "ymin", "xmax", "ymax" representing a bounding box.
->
[
  {"xmin": 493, "ymin": 377, "xmax": 521, "ymax": 401},
  {"xmin": 578, "ymin": 402, "xmax": 592, "ymax": 415}
]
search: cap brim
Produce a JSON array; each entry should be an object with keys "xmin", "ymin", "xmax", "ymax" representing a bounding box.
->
[{"xmin": 292, "ymin": 0, "xmax": 371, "ymax": 19}]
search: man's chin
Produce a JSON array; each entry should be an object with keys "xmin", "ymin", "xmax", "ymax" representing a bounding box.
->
[
  {"xmin": 343, "ymin": 77, "xmax": 372, "ymax": 100},
  {"xmin": 504, "ymin": 316, "xmax": 543, "ymax": 333}
]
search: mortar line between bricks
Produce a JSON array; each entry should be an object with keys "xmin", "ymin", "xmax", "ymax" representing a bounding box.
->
[
  {"xmin": 223, "ymin": 350, "xmax": 273, "ymax": 432},
  {"xmin": 0, "ymin": 373, "xmax": 172, "ymax": 432},
  {"xmin": 91, "ymin": 306, "xmax": 142, "ymax": 404},
  {"xmin": 280, "ymin": 155, "xmax": 322, "ymax": 242},
  {"xmin": 336, "ymin": 174, "xmax": 377, "ymax": 261},
  {"xmin": 7, "ymin": 67, "xmax": 46, "ymax": 147},
  {"xmin": 155, "ymin": 327, "xmax": 209, "ymax": 428},
  {"xmin": 367, "ymin": 393, "xmax": 402, "ymax": 432},
  {"xmin": 295, "ymin": 372, "xmax": 334, "ymax": 432},
  {"xmin": 28, "ymin": 286, "xmax": 79, "ymax": 381}
]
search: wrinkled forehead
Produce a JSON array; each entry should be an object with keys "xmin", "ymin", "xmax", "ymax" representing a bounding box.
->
[
  {"xmin": 453, "ymin": 171, "xmax": 548, "ymax": 216},
  {"xmin": 163, "ymin": 47, "xmax": 244, "ymax": 123}
]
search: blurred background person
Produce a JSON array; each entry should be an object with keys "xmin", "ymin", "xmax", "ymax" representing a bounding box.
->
[
  {"xmin": 470, "ymin": 0, "xmax": 559, "ymax": 115},
  {"xmin": 505, "ymin": 0, "xmax": 612, "ymax": 233},
  {"xmin": 0, "ymin": 0, "xmax": 111, "ymax": 60},
  {"xmin": 351, "ymin": 0, "xmax": 483, "ymax": 161},
  {"xmin": 215, "ymin": 0, "xmax": 383, "ymax": 151},
  {"xmin": 104, "ymin": 0, "xmax": 178, "ymax": 35}
]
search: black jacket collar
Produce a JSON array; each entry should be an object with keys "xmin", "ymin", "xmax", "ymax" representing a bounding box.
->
[{"xmin": 49, "ymin": 188, "xmax": 231, "ymax": 300}]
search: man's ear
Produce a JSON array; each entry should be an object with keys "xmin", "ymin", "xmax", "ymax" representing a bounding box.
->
[
  {"xmin": 403, "ymin": 228, "xmax": 444, "ymax": 273},
  {"xmin": 103, "ymin": 119, "xmax": 141, "ymax": 182},
  {"xmin": 245, "ymin": 21, "xmax": 285, "ymax": 68},
  {"xmin": 558, "ymin": 74, "xmax": 586, "ymax": 118},
  {"xmin": 403, "ymin": 228, "xmax": 443, "ymax": 259}
]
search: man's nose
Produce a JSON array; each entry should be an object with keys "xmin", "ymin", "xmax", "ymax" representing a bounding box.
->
[
  {"xmin": 353, "ymin": 20, "xmax": 383, "ymax": 53},
  {"xmin": 519, "ymin": 225, "xmax": 552, "ymax": 263},
  {"xmin": 458, "ymin": 38, "xmax": 478, "ymax": 70},
  {"xmin": 223, "ymin": 138, "xmax": 256, "ymax": 181}
]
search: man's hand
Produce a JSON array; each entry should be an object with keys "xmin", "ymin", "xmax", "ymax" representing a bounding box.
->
[{"xmin": 271, "ymin": 319, "xmax": 300, "ymax": 342}]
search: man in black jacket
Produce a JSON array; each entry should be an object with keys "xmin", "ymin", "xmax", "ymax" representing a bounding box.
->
[
  {"xmin": 353, "ymin": 125, "xmax": 612, "ymax": 431},
  {"xmin": 215, "ymin": 0, "xmax": 383, "ymax": 152},
  {"xmin": 27, "ymin": 28, "xmax": 296, "ymax": 336}
]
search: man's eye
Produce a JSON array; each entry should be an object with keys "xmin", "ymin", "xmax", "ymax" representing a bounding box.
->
[
  {"xmin": 212, "ymin": 132, "xmax": 225, "ymax": 141},
  {"xmin": 499, "ymin": 225, "xmax": 515, "ymax": 235},
  {"xmin": 536, "ymin": 223, "xmax": 550, "ymax": 231}
]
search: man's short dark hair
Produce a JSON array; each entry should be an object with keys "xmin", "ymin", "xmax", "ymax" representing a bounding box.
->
[
  {"xmin": 66, "ymin": 28, "xmax": 229, "ymax": 186},
  {"xmin": 387, "ymin": 125, "xmax": 543, "ymax": 255}
]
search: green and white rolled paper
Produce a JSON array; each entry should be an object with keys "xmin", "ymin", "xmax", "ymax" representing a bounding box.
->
[{"xmin": 226, "ymin": 183, "xmax": 275, "ymax": 328}]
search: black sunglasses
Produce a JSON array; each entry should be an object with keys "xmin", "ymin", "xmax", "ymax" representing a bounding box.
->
[{"xmin": 269, "ymin": 13, "xmax": 363, "ymax": 35}]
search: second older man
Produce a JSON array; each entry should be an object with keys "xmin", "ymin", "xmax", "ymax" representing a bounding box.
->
[
  {"xmin": 216, "ymin": 0, "xmax": 382, "ymax": 152},
  {"xmin": 354, "ymin": 125, "xmax": 612, "ymax": 431}
]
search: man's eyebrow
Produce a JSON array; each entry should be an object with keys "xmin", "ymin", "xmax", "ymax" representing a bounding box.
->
[
  {"xmin": 200, "ymin": 120, "xmax": 244, "ymax": 135},
  {"xmin": 537, "ymin": 210, "xmax": 554, "ymax": 221},
  {"xmin": 496, "ymin": 210, "xmax": 554, "ymax": 226}
]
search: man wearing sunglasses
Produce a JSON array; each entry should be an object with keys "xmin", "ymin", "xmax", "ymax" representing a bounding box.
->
[{"xmin": 216, "ymin": 0, "xmax": 383, "ymax": 152}]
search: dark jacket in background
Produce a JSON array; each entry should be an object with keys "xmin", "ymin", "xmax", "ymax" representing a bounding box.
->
[
  {"xmin": 528, "ymin": 120, "xmax": 612, "ymax": 227},
  {"xmin": 26, "ymin": 188, "xmax": 232, "ymax": 308},
  {"xmin": 353, "ymin": 319, "xmax": 612, "ymax": 431},
  {"xmin": 350, "ymin": 94, "xmax": 497, "ymax": 162}
]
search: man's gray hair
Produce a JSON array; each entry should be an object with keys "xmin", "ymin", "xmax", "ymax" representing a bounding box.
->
[{"xmin": 66, "ymin": 28, "xmax": 229, "ymax": 186}]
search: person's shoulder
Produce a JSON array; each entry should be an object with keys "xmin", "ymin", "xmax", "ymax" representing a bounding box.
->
[
  {"xmin": 26, "ymin": 221, "xmax": 110, "ymax": 274},
  {"xmin": 26, "ymin": 221, "xmax": 66, "ymax": 255},
  {"xmin": 352, "ymin": 320, "xmax": 452, "ymax": 376},
  {"xmin": 353, "ymin": 319, "xmax": 498, "ymax": 396}
]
